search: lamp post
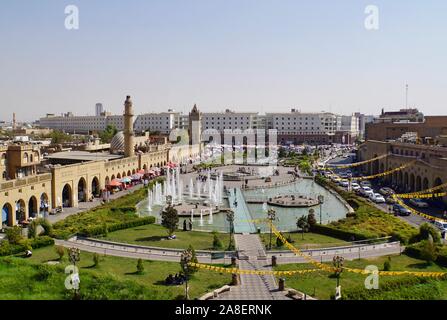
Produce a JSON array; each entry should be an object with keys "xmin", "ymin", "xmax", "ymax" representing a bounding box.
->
[
  {"xmin": 68, "ymin": 247, "xmax": 81, "ymax": 299},
  {"xmin": 267, "ymin": 208, "xmax": 277, "ymax": 250},
  {"xmin": 226, "ymin": 211, "xmax": 235, "ymax": 251},
  {"xmin": 333, "ymin": 255, "xmax": 344, "ymax": 300},
  {"xmin": 317, "ymin": 195, "xmax": 325, "ymax": 224},
  {"xmin": 180, "ymin": 249, "xmax": 193, "ymax": 300}
]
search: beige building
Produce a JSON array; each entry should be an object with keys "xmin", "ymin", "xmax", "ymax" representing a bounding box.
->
[
  {"xmin": 1, "ymin": 99, "xmax": 203, "ymax": 227},
  {"xmin": 358, "ymin": 140, "xmax": 447, "ymax": 202}
]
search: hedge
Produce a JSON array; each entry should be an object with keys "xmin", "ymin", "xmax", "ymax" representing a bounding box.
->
[
  {"xmin": 0, "ymin": 236, "xmax": 54, "ymax": 256},
  {"xmin": 404, "ymin": 242, "xmax": 447, "ymax": 267},
  {"xmin": 310, "ymin": 224, "xmax": 374, "ymax": 242},
  {"xmin": 79, "ymin": 216, "xmax": 156, "ymax": 237}
]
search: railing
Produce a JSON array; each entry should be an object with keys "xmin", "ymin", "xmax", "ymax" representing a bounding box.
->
[{"xmin": 0, "ymin": 173, "xmax": 52, "ymax": 191}]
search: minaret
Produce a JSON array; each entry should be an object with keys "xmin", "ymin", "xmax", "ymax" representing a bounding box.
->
[
  {"xmin": 12, "ymin": 113, "xmax": 16, "ymax": 132},
  {"xmin": 189, "ymin": 104, "xmax": 202, "ymax": 145},
  {"xmin": 124, "ymin": 95, "xmax": 135, "ymax": 158}
]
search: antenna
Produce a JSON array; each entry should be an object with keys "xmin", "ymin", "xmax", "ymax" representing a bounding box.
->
[{"xmin": 405, "ymin": 84, "xmax": 409, "ymax": 109}]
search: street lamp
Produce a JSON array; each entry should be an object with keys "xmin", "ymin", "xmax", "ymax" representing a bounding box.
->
[
  {"xmin": 180, "ymin": 249, "xmax": 193, "ymax": 300},
  {"xmin": 226, "ymin": 211, "xmax": 235, "ymax": 250},
  {"xmin": 267, "ymin": 208, "xmax": 277, "ymax": 250},
  {"xmin": 68, "ymin": 247, "xmax": 81, "ymax": 299},
  {"xmin": 332, "ymin": 255, "xmax": 344, "ymax": 300},
  {"xmin": 318, "ymin": 195, "xmax": 325, "ymax": 224}
]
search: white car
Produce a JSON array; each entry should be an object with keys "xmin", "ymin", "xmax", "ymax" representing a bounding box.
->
[
  {"xmin": 369, "ymin": 193, "xmax": 386, "ymax": 203},
  {"xmin": 351, "ymin": 183, "xmax": 361, "ymax": 191},
  {"xmin": 361, "ymin": 187, "xmax": 374, "ymax": 198},
  {"xmin": 409, "ymin": 198, "xmax": 429, "ymax": 208},
  {"xmin": 434, "ymin": 220, "xmax": 447, "ymax": 232},
  {"xmin": 360, "ymin": 181, "xmax": 371, "ymax": 187},
  {"xmin": 339, "ymin": 180, "xmax": 350, "ymax": 187}
]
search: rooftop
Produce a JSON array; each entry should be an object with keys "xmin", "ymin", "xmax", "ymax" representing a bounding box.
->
[{"xmin": 46, "ymin": 151, "xmax": 123, "ymax": 162}]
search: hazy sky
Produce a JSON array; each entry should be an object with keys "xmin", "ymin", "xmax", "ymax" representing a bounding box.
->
[{"xmin": 1, "ymin": 0, "xmax": 447, "ymax": 122}]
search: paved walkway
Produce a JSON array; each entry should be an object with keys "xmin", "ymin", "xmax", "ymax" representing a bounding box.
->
[
  {"xmin": 47, "ymin": 184, "xmax": 144, "ymax": 224},
  {"xmin": 216, "ymin": 234, "xmax": 290, "ymax": 300}
]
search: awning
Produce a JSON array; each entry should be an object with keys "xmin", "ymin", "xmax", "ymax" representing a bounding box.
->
[
  {"xmin": 108, "ymin": 179, "xmax": 122, "ymax": 187},
  {"xmin": 120, "ymin": 177, "xmax": 132, "ymax": 183},
  {"xmin": 131, "ymin": 174, "xmax": 143, "ymax": 180}
]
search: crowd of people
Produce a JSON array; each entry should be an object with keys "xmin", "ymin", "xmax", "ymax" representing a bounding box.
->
[{"xmin": 165, "ymin": 273, "xmax": 187, "ymax": 286}]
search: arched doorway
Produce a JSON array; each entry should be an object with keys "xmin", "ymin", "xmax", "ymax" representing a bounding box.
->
[
  {"xmin": 132, "ymin": 169, "xmax": 136, "ymax": 175},
  {"xmin": 403, "ymin": 172, "xmax": 409, "ymax": 191},
  {"xmin": 91, "ymin": 177, "xmax": 100, "ymax": 198},
  {"xmin": 78, "ymin": 178, "xmax": 87, "ymax": 202},
  {"xmin": 117, "ymin": 173, "xmax": 121, "ymax": 179},
  {"xmin": 62, "ymin": 184, "xmax": 73, "ymax": 207},
  {"xmin": 40, "ymin": 193, "xmax": 49, "ymax": 218},
  {"xmin": 2, "ymin": 203, "xmax": 13, "ymax": 227},
  {"xmin": 423, "ymin": 177, "xmax": 429, "ymax": 190},
  {"xmin": 433, "ymin": 177, "xmax": 443, "ymax": 188},
  {"xmin": 28, "ymin": 196, "xmax": 38, "ymax": 218},
  {"xmin": 16, "ymin": 199, "xmax": 26, "ymax": 223},
  {"xmin": 409, "ymin": 173, "xmax": 415, "ymax": 192},
  {"xmin": 416, "ymin": 176, "xmax": 422, "ymax": 192},
  {"xmin": 127, "ymin": 170, "xmax": 131, "ymax": 177},
  {"xmin": 111, "ymin": 175, "xmax": 115, "ymax": 181}
]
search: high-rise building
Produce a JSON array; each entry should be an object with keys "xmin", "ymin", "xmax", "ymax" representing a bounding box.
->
[{"xmin": 95, "ymin": 103, "xmax": 104, "ymax": 116}]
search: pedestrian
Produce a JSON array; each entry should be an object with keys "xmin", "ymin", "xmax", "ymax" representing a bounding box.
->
[
  {"xmin": 183, "ymin": 219, "xmax": 187, "ymax": 231},
  {"xmin": 188, "ymin": 220, "xmax": 193, "ymax": 231}
]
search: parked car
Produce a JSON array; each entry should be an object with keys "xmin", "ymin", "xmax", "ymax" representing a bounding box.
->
[
  {"xmin": 379, "ymin": 187, "xmax": 395, "ymax": 197},
  {"xmin": 369, "ymin": 193, "xmax": 386, "ymax": 203},
  {"xmin": 351, "ymin": 183, "xmax": 361, "ymax": 191},
  {"xmin": 339, "ymin": 180, "xmax": 350, "ymax": 187},
  {"xmin": 360, "ymin": 186, "xmax": 374, "ymax": 198},
  {"xmin": 409, "ymin": 198, "xmax": 429, "ymax": 208},
  {"xmin": 392, "ymin": 204, "xmax": 411, "ymax": 216},
  {"xmin": 434, "ymin": 220, "xmax": 447, "ymax": 232},
  {"xmin": 360, "ymin": 181, "xmax": 371, "ymax": 188}
]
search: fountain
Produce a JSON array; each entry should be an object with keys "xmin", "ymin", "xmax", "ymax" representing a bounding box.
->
[
  {"xmin": 199, "ymin": 209, "xmax": 204, "ymax": 226},
  {"xmin": 208, "ymin": 208, "xmax": 213, "ymax": 224},
  {"xmin": 191, "ymin": 209, "xmax": 194, "ymax": 222},
  {"xmin": 147, "ymin": 189, "xmax": 152, "ymax": 212}
]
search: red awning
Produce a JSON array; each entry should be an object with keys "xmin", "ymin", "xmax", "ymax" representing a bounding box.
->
[{"xmin": 108, "ymin": 179, "xmax": 122, "ymax": 187}]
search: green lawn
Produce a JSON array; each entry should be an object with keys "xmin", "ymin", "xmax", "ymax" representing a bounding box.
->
[
  {"xmin": 274, "ymin": 254, "xmax": 447, "ymax": 300},
  {"xmin": 100, "ymin": 223, "xmax": 233, "ymax": 251},
  {"xmin": 260, "ymin": 232, "xmax": 348, "ymax": 250},
  {"xmin": 0, "ymin": 245, "xmax": 230, "ymax": 300}
]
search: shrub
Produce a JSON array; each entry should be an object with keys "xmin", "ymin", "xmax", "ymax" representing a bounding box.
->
[
  {"xmin": 30, "ymin": 236, "xmax": 54, "ymax": 249},
  {"xmin": 410, "ymin": 223, "xmax": 441, "ymax": 244},
  {"xmin": 37, "ymin": 219, "xmax": 53, "ymax": 236},
  {"xmin": 276, "ymin": 233, "xmax": 285, "ymax": 247},
  {"xmin": 28, "ymin": 220, "xmax": 38, "ymax": 239},
  {"xmin": 136, "ymin": 259, "xmax": 144, "ymax": 274},
  {"xmin": 93, "ymin": 253, "xmax": 100, "ymax": 267},
  {"xmin": 55, "ymin": 246, "xmax": 65, "ymax": 260},
  {"xmin": 34, "ymin": 264, "xmax": 52, "ymax": 281},
  {"xmin": 6, "ymin": 226, "xmax": 23, "ymax": 245},
  {"xmin": 161, "ymin": 205, "xmax": 179, "ymax": 237},
  {"xmin": 383, "ymin": 257, "xmax": 392, "ymax": 271},
  {"xmin": 212, "ymin": 232, "xmax": 223, "ymax": 250},
  {"xmin": 420, "ymin": 239, "xmax": 438, "ymax": 264}
]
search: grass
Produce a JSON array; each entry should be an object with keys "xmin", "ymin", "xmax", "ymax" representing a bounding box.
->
[
  {"xmin": 100, "ymin": 223, "xmax": 233, "ymax": 251},
  {"xmin": 0, "ymin": 245, "xmax": 230, "ymax": 300},
  {"xmin": 259, "ymin": 232, "xmax": 348, "ymax": 250},
  {"xmin": 274, "ymin": 253, "xmax": 447, "ymax": 300}
]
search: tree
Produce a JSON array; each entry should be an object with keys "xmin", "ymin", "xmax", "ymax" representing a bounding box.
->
[
  {"xmin": 420, "ymin": 238, "xmax": 438, "ymax": 265},
  {"xmin": 37, "ymin": 218, "xmax": 53, "ymax": 236},
  {"xmin": 93, "ymin": 253, "xmax": 100, "ymax": 267},
  {"xmin": 48, "ymin": 130, "xmax": 73, "ymax": 144},
  {"xmin": 55, "ymin": 246, "xmax": 65, "ymax": 260},
  {"xmin": 99, "ymin": 125, "xmax": 118, "ymax": 144},
  {"xmin": 136, "ymin": 258, "xmax": 145, "ymax": 274},
  {"xmin": 28, "ymin": 220, "xmax": 38, "ymax": 239},
  {"xmin": 161, "ymin": 205, "xmax": 179, "ymax": 237},
  {"xmin": 276, "ymin": 233, "xmax": 285, "ymax": 248},
  {"xmin": 212, "ymin": 232, "xmax": 223, "ymax": 250},
  {"xmin": 6, "ymin": 226, "xmax": 23, "ymax": 245},
  {"xmin": 307, "ymin": 209, "xmax": 317, "ymax": 228},
  {"xmin": 297, "ymin": 216, "xmax": 309, "ymax": 240},
  {"xmin": 383, "ymin": 257, "xmax": 392, "ymax": 271},
  {"xmin": 418, "ymin": 223, "xmax": 441, "ymax": 244}
]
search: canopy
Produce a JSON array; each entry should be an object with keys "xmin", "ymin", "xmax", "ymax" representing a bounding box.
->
[
  {"xmin": 120, "ymin": 177, "xmax": 132, "ymax": 183},
  {"xmin": 137, "ymin": 169, "xmax": 145, "ymax": 174},
  {"xmin": 131, "ymin": 174, "xmax": 143, "ymax": 180},
  {"xmin": 108, "ymin": 179, "xmax": 122, "ymax": 187}
]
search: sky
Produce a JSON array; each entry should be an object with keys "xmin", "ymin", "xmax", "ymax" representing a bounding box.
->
[{"xmin": 1, "ymin": 0, "xmax": 447, "ymax": 122}]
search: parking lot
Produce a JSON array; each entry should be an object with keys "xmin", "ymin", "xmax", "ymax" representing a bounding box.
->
[{"xmin": 325, "ymin": 153, "xmax": 447, "ymax": 231}]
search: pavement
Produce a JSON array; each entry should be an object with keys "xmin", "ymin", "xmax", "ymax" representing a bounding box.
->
[{"xmin": 215, "ymin": 234, "xmax": 290, "ymax": 300}]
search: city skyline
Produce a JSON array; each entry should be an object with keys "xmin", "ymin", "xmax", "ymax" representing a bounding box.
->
[{"xmin": 1, "ymin": 0, "xmax": 447, "ymax": 122}]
